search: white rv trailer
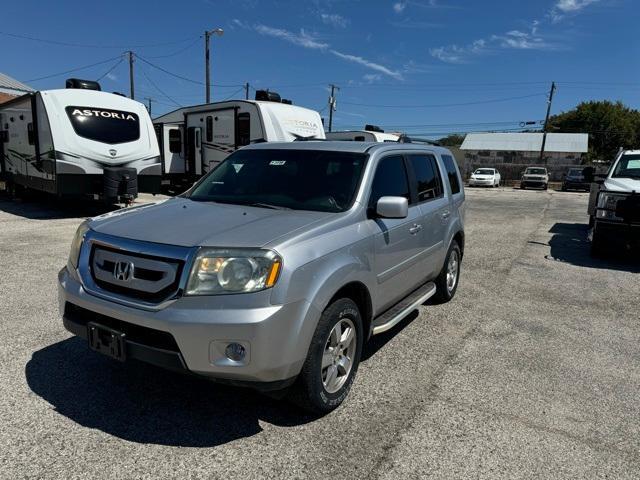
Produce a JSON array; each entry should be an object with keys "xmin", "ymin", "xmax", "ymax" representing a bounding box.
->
[
  {"xmin": 0, "ymin": 79, "xmax": 160, "ymax": 202},
  {"xmin": 325, "ymin": 125, "xmax": 400, "ymax": 143},
  {"xmin": 153, "ymin": 93, "xmax": 325, "ymax": 189}
]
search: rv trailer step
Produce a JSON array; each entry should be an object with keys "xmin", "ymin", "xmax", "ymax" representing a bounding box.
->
[{"xmin": 371, "ymin": 281, "xmax": 436, "ymax": 335}]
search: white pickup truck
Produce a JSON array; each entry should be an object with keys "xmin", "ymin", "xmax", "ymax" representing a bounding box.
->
[{"xmin": 585, "ymin": 150, "xmax": 640, "ymax": 256}]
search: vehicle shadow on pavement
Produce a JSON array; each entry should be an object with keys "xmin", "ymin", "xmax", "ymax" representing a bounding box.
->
[
  {"xmin": 361, "ymin": 310, "xmax": 419, "ymax": 361},
  {"xmin": 0, "ymin": 195, "xmax": 122, "ymax": 220},
  {"xmin": 25, "ymin": 337, "xmax": 319, "ymax": 447},
  {"xmin": 546, "ymin": 222, "xmax": 640, "ymax": 272}
]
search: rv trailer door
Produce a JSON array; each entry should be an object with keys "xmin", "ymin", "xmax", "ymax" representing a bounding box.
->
[
  {"xmin": 186, "ymin": 127, "xmax": 203, "ymax": 177},
  {"xmin": 202, "ymin": 109, "xmax": 236, "ymax": 173}
]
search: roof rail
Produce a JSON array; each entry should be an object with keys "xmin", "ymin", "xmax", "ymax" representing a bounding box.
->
[{"xmin": 397, "ymin": 134, "xmax": 441, "ymax": 146}]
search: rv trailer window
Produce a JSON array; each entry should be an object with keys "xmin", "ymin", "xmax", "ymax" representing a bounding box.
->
[
  {"xmin": 27, "ymin": 123, "xmax": 35, "ymax": 145},
  {"xmin": 65, "ymin": 106, "xmax": 140, "ymax": 144},
  {"xmin": 237, "ymin": 112, "xmax": 250, "ymax": 146},
  {"xmin": 169, "ymin": 129, "xmax": 182, "ymax": 153},
  {"xmin": 206, "ymin": 116, "xmax": 213, "ymax": 143}
]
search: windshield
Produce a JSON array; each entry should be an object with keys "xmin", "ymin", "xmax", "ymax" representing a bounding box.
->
[
  {"xmin": 612, "ymin": 154, "xmax": 640, "ymax": 179},
  {"xmin": 526, "ymin": 168, "xmax": 546, "ymax": 175},
  {"xmin": 188, "ymin": 149, "xmax": 368, "ymax": 212},
  {"xmin": 475, "ymin": 169, "xmax": 494, "ymax": 175},
  {"xmin": 567, "ymin": 168, "xmax": 583, "ymax": 176}
]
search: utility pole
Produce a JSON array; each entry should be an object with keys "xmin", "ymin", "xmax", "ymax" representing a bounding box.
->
[
  {"xmin": 328, "ymin": 84, "xmax": 339, "ymax": 133},
  {"xmin": 245, "ymin": 82, "xmax": 250, "ymax": 100},
  {"xmin": 144, "ymin": 97, "xmax": 153, "ymax": 115},
  {"xmin": 128, "ymin": 51, "xmax": 135, "ymax": 100},
  {"xmin": 538, "ymin": 81, "xmax": 556, "ymax": 164},
  {"xmin": 204, "ymin": 28, "xmax": 224, "ymax": 104}
]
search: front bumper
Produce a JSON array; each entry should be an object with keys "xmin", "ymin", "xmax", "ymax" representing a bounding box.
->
[
  {"xmin": 593, "ymin": 220, "xmax": 640, "ymax": 251},
  {"xmin": 563, "ymin": 180, "xmax": 590, "ymax": 191},
  {"xmin": 521, "ymin": 179, "xmax": 547, "ymax": 188},
  {"xmin": 469, "ymin": 179, "xmax": 494, "ymax": 186},
  {"xmin": 58, "ymin": 267, "xmax": 320, "ymax": 387}
]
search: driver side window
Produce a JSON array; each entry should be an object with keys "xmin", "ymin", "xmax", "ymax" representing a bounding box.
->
[{"xmin": 369, "ymin": 156, "xmax": 410, "ymax": 209}]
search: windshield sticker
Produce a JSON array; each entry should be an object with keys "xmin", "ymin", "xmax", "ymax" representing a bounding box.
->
[
  {"xmin": 269, "ymin": 160, "xmax": 286, "ymax": 166},
  {"xmin": 232, "ymin": 164, "xmax": 244, "ymax": 173},
  {"xmin": 626, "ymin": 160, "xmax": 640, "ymax": 169}
]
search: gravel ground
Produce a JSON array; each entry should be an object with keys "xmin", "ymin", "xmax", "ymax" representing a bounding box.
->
[{"xmin": 0, "ymin": 188, "xmax": 638, "ymax": 479}]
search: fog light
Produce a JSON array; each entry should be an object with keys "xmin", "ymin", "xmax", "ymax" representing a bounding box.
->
[{"xmin": 225, "ymin": 343, "xmax": 246, "ymax": 362}]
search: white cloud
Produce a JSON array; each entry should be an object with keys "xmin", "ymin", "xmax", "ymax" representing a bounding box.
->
[
  {"xmin": 321, "ymin": 13, "xmax": 349, "ymax": 28},
  {"xmin": 393, "ymin": 2, "xmax": 406, "ymax": 13},
  {"xmin": 430, "ymin": 19, "xmax": 556, "ymax": 64},
  {"xmin": 250, "ymin": 23, "xmax": 403, "ymax": 80},
  {"xmin": 106, "ymin": 73, "xmax": 118, "ymax": 81},
  {"xmin": 550, "ymin": 0, "xmax": 600, "ymax": 22},
  {"xmin": 363, "ymin": 73, "xmax": 382, "ymax": 83},
  {"xmin": 254, "ymin": 25, "xmax": 329, "ymax": 50},
  {"xmin": 330, "ymin": 50, "xmax": 404, "ymax": 80}
]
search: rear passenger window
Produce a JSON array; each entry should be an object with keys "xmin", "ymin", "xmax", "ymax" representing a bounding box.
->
[
  {"xmin": 442, "ymin": 154, "xmax": 461, "ymax": 195},
  {"xmin": 369, "ymin": 156, "xmax": 410, "ymax": 207},
  {"xmin": 408, "ymin": 154, "xmax": 442, "ymax": 202}
]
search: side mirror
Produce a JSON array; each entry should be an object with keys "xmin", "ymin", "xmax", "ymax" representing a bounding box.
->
[
  {"xmin": 582, "ymin": 166, "xmax": 595, "ymax": 183},
  {"xmin": 376, "ymin": 196, "xmax": 408, "ymax": 219}
]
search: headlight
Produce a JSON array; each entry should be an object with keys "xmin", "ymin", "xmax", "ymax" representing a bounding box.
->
[
  {"xmin": 68, "ymin": 222, "xmax": 90, "ymax": 270},
  {"xmin": 186, "ymin": 248, "xmax": 282, "ymax": 295},
  {"xmin": 597, "ymin": 192, "xmax": 627, "ymax": 211}
]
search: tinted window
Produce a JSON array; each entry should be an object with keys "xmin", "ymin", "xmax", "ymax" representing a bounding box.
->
[
  {"xmin": 441, "ymin": 154, "xmax": 461, "ymax": 195},
  {"xmin": 27, "ymin": 123, "xmax": 35, "ymax": 145},
  {"xmin": 65, "ymin": 106, "xmax": 140, "ymax": 144},
  {"xmin": 369, "ymin": 156, "xmax": 410, "ymax": 207},
  {"xmin": 237, "ymin": 112, "xmax": 250, "ymax": 146},
  {"xmin": 206, "ymin": 116, "xmax": 213, "ymax": 142},
  {"xmin": 409, "ymin": 154, "xmax": 441, "ymax": 202},
  {"xmin": 189, "ymin": 149, "xmax": 367, "ymax": 213},
  {"xmin": 168, "ymin": 129, "xmax": 182, "ymax": 153}
]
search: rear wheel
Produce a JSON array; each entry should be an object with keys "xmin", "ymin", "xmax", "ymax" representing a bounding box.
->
[
  {"xmin": 289, "ymin": 298, "xmax": 363, "ymax": 414},
  {"xmin": 432, "ymin": 240, "xmax": 461, "ymax": 304}
]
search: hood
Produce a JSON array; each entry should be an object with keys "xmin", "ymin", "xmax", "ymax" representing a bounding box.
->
[
  {"xmin": 89, "ymin": 198, "xmax": 333, "ymax": 248},
  {"xmin": 604, "ymin": 177, "xmax": 640, "ymax": 193}
]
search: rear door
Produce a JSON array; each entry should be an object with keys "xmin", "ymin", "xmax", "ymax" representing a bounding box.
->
[
  {"xmin": 163, "ymin": 125, "xmax": 185, "ymax": 174},
  {"xmin": 186, "ymin": 127, "xmax": 202, "ymax": 176},
  {"xmin": 370, "ymin": 155, "xmax": 425, "ymax": 311},
  {"xmin": 406, "ymin": 153, "xmax": 449, "ymax": 279}
]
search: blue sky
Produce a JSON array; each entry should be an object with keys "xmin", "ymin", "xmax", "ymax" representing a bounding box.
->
[{"xmin": 3, "ymin": 0, "xmax": 639, "ymax": 137}]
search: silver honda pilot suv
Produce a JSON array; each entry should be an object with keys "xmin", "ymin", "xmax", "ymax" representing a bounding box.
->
[{"xmin": 59, "ymin": 141, "xmax": 465, "ymax": 413}]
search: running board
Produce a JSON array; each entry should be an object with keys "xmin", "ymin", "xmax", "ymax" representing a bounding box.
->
[{"xmin": 372, "ymin": 282, "xmax": 436, "ymax": 335}]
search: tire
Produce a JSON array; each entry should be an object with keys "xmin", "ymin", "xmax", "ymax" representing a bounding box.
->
[
  {"xmin": 432, "ymin": 240, "xmax": 462, "ymax": 304},
  {"xmin": 289, "ymin": 298, "xmax": 363, "ymax": 414}
]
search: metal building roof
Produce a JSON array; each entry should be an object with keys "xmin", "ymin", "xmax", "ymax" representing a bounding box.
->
[
  {"xmin": 0, "ymin": 72, "xmax": 34, "ymax": 93},
  {"xmin": 460, "ymin": 132, "xmax": 588, "ymax": 153}
]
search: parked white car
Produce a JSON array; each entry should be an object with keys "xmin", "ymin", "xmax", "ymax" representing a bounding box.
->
[{"xmin": 469, "ymin": 168, "xmax": 501, "ymax": 187}]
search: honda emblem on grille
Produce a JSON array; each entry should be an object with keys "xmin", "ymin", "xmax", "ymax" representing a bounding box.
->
[
  {"xmin": 109, "ymin": 149, "xmax": 117, "ymax": 157},
  {"xmin": 113, "ymin": 261, "xmax": 134, "ymax": 282}
]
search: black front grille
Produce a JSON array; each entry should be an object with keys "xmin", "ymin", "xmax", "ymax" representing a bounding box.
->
[{"xmin": 64, "ymin": 302, "xmax": 180, "ymax": 352}]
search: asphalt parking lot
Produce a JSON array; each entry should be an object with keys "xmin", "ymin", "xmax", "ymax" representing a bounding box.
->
[{"xmin": 1, "ymin": 187, "xmax": 639, "ymax": 479}]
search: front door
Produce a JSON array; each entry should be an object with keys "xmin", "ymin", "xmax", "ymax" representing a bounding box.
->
[
  {"xmin": 370, "ymin": 155, "xmax": 425, "ymax": 312},
  {"xmin": 202, "ymin": 109, "xmax": 236, "ymax": 173}
]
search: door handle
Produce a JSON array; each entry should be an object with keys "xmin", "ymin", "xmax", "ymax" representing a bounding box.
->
[
  {"xmin": 441, "ymin": 211, "xmax": 451, "ymax": 220},
  {"xmin": 409, "ymin": 224, "xmax": 422, "ymax": 234}
]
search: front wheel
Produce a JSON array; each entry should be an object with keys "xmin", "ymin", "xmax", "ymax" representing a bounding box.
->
[
  {"xmin": 432, "ymin": 240, "xmax": 462, "ymax": 304},
  {"xmin": 290, "ymin": 298, "xmax": 363, "ymax": 414}
]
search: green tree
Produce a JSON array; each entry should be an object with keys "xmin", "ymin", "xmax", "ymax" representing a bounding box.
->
[
  {"xmin": 436, "ymin": 133, "xmax": 466, "ymax": 147},
  {"xmin": 550, "ymin": 101, "xmax": 640, "ymax": 162}
]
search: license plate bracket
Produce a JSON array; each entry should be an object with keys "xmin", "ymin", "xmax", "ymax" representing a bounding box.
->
[{"xmin": 87, "ymin": 322, "xmax": 126, "ymax": 361}]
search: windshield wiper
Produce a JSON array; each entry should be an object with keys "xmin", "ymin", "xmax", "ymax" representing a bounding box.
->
[{"xmin": 249, "ymin": 202, "xmax": 291, "ymax": 210}]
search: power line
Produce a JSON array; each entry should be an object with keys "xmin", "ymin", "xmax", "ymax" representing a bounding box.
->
[
  {"xmin": 95, "ymin": 58, "xmax": 124, "ymax": 82},
  {"xmin": 146, "ymin": 37, "xmax": 202, "ymax": 59},
  {"xmin": 140, "ymin": 68, "xmax": 182, "ymax": 108},
  {"xmin": 135, "ymin": 54, "xmax": 244, "ymax": 88},
  {"xmin": 26, "ymin": 55, "xmax": 124, "ymax": 82},
  {"xmin": 221, "ymin": 87, "xmax": 246, "ymax": 101},
  {"xmin": 340, "ymin": 93, "xmax": 547, "ymax": 109},
  {"xmin": 0, "ymin": 30, "xmax": 198, "ymax": 49}
]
